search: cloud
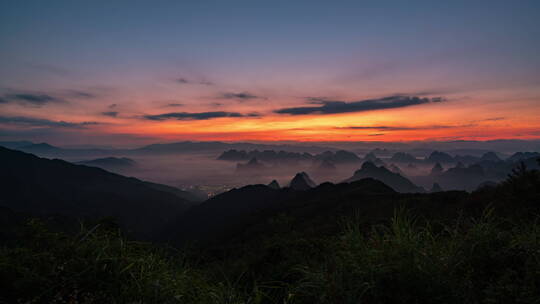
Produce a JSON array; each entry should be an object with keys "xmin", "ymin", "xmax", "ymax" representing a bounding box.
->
[
  {"xmin": 482, "ymin": 117, "xmax": 505, "ymax": 121},
  {"xmin": 220, "ymin": 92, "xmax": 260, "ymax": 100},
  {"xmin": 143, "ymin": 111, "xmax": 260, "ymax": 121},
  {"xmin": 66, "ymin": 90, "xmax": 97, "ymax": 99},
  {"xmin": 108, "ymin": 104, "xmax": 117, "ymax": 109},
  {"xmin": 0, "ymin": 115, "xmax": 99, "ymax": 128},
  {"xmin": 175, "ymin": 77, "xmax": 214, "ymax": 86},
  {"xmin": 199, "ymin": 80, "xmax": 214, "ymax": 86},
  {"xmin": 336, "ymin": 124, "xmax": 475, "ymax": 131},
  {"xmin": 102, "ymin": 111, "xmax": 118, "ymax": 117},
  {"xmin": 275, "ymin": 95, "xmax": 445, "ymax": 115},
  {"xmin": 166, "ymin": 103, "xmax": 184, "ymax": 107},
  {"xmin": 2, "ymin": 93, "xmax": 63, "ymax": 107}
]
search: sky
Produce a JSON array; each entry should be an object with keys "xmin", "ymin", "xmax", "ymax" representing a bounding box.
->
[{"xmin": 1, "ymin": 0, "xmax": 539, "ymax": 146}]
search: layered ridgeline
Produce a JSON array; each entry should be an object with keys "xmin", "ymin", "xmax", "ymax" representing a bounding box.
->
[
  {"xmin": 218, "ymin": 149, "xmax": 361, "ymax": 163},
  {"xmin": 0, "ymin": 147, "xmax": 199, "ymax": 238},
  {"xmin": 0, "ymin": 140, "xmax": 337, "ymax": 158}
]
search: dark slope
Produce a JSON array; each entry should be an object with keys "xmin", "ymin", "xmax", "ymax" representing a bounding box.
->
[
  {"xmin": 166, "ymin": 178, "xmax": 470, "ymax": 246},
  {"xmin": 142, "ymin": 181, "xmax": 207, "ymax": 203},
  {"xmin": 76, "ymin": 157, "xmax": 204, "ymax": 202},
  {"xmin": 0, "ymin": 147, "xmax": 190, "ymax": 238},
  {"xmin": 165, "ymin": 184, "xmax": 292, "ymax": 244}
]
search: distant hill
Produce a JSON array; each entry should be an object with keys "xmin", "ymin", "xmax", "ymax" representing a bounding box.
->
[
  {"xmin": 435, "ymin": 164, "xmax": 486, "ymax": 191},
  {"xmin": 3, "ymin": 141, "xmax": 336, "ymax": 159},
  {"xmin": 236, "ymin": 157, "xmax": 266, "ymax": 172},
  {"xmin": 315, "ymin": 150, "xmax": 361, "ymax": 163},
  {"xmin": 136, "ymin": 141, "xmax": 336, "ymax": 154},
  {"xmin": 289, "ymin": 172, "xmax": 317, "ymax": 190},
  {"xmin": 313, "ymin": 159, "xmax": 337, "ymax": 172},
  {"xmin": 390, "ymin": 152, "xmax": 417, "ymax": 163},
  {"xmin": 268, "ymin": 180, "xmax": 280, "ymax": 189},
  {"xmin": 507, "ymin": 152, "xmax": 540, "ymax": 162},
  {"xmin": 77, "ymin": 157, "xmax": 137, "ymax": 169},
  {"xmin": 430, "ymin": 163, "xmax": 444, "ymax": 176},
  {"xmin": 218, "ymin": 149, "xmax": 359, "ymax": 163},
  {"xmin": 363, "ymin": 152, "xmax": 386, "ymax": 166},
  {"xmin": 344, "ymin": 162, "xmax": 424, "ymax": 193},
  {"xmin": 427, "ymin": 151, "xmax": 454, "ymax": 163},
  {"xmin": 480, "ymin": 151, "xmax": 501, "ymax": 162},
  {"xmin": 0, "ymin": 147, "xmax": 191, "ymax": 238},
  {"xmin": 0, "ymin": 141, "xmax": 33, "ymax": 149},
  {"xmin": 19, "ymin": 142, "xmax": 63, "ymax": 154}
]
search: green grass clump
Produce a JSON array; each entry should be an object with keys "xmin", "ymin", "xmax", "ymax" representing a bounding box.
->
[
  {"xmin": 291, "ymin": 209, "xmax": 540, "ymax": 304},
  {"xmin": 0, "ymin": 219, "xmax": 253, "ymax": 304}
]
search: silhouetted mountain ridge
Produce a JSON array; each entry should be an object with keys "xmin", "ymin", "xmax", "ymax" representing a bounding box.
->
[
  {"xmin": 0, "ymin": 147, "xmax": 191, "ymax": 238},
  {"xmin": 77, "ymin": 157, "xmax": 136, "ymax": 169},
  {"xmin": 344, "ymin": 162, "xmax": 424, "ymax": 193}
]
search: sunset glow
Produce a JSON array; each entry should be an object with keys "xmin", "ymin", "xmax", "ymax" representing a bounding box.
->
[{"xmin": 1, "ymin": 1, "xmax": 539, "ymax": 146}]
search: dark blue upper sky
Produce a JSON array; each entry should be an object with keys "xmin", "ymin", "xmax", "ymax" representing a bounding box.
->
[{"xmin": 2, "ymin": 0, "xmax": 539, "ymax": 86}]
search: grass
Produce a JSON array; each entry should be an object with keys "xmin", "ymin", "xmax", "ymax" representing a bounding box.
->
[
  {"xmin": 2, "ymin": 207, "xmax": 539, "ymax": 304},
  {"xmin": 292, "ymin": 208, "xmax": 540, "ymax": 304}
]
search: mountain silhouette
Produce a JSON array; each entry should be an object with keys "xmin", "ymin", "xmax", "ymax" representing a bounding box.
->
[
  {"xmin": 314, "ymin": 158, "xmax": 337, "ymax": 172},
  {"xmin": 363, "ymin": 152, "xmax": 385, "ymax": 166},
  {"xmin": 390, "ymin": 152, "xmax": 417, "ymax": 163},
  {"xmin": 77, "ymin": 157, "xmax": 137, "ymax": 169},
  {"xmin": 268, "ymin": 180, "xmax": 280, "ymax": 189},
  {"xmin": 289, "ymin": 172, "xmax": 317, "ymax": 190},
  {"xmin": 480, "ymin": 152, "xmax": 501, "ymax": 162},
  {"xmin": 507, "ymin": 152, "xmax": 540, "ymax": 162},
  {"xmin": 19, "ymin": 142, "xmax": 62, "ymax": 154},
  {"xmin": 427, "ymin": 151, "xmax": 454, "ymax": 163},
  {"xmin": 430, "ymin": 182, "xmax": 443, "ymax": 192},
  {"xmin": 430, "ymin": 163, "xmax": 444, "ymax": 176},
  {"xmin": 344, "ymin": 162, "xmax": 424, "ymax": 193},
  {"xmin": 236, "ymin": 157, "xmax": 265, "ymax": 172},
  {"xmin": 218, "ymin": 149, "xmax": 249, "ymax": 160},
  {"xmin": 315, "ymin": 150, "xmax": 361, "ymax": 163},
  {"xmin": 388, "ymin": 163, "xmax": 404, "ymax": 174},
  {"xmin": 0, "ymin": 147, "xmax": 191, "ymax": 238},
  {"xmin": 434, "ymin": 164, "xmax": 486, "ymax": 191}
]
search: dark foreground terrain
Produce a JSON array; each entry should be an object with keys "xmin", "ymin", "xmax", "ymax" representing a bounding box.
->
[{"xmin": 1, "ymin": 147, "xmax": 539, "ymax": 303}]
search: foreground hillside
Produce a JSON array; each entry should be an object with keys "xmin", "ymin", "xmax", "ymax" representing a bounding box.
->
[
  {"xmin": 0, "ymin": 147, "xmax": 193, "ymax": 238},
  {"xmin": 1, "ymin": 149, "xmax": 539, "ymax": 303}
]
